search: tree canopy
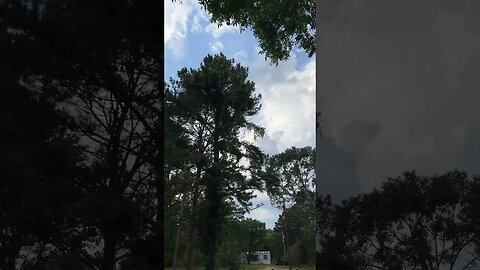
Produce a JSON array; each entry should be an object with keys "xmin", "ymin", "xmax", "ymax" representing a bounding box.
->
[
  {"xmin": 173, "ymin": 0, "xmax": 316, "ymax": 64},
  {"xmin": 1, "ymin": 0, "xmax": 163, "ymax": 269},
  {"xmin": 166, "ymin": 53, "xmax": 266, "ymax": 270},
  {"xmin": 316, "ymin": 170, "xmax": 480, "ymax": 270}
]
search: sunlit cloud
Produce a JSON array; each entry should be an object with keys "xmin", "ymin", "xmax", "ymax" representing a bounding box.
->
[
  {"xmin": 209, "ymin": 41, "xmax": 224, "ymax": 53},
  {"xmin": 205, "ymin": 22, "xmax": 240, "ymax": 38},
  {"xmin": 164, "ymin": 0, "xmax": 201, "ymax": 58}
]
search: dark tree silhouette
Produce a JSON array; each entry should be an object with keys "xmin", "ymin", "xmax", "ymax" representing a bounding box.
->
[
  {"xmin": 1, "ymin": 0, "xmax": 163, "ymax": 269},
  {"xmin": 0, "ymin": 3, "xmax": 88, "ymax": 267},
  {"xmin": 317, "ymin": 171, "xmax": 480, "ymax": 270}
]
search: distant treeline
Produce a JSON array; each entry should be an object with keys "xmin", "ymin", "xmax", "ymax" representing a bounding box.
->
[{"xmin": 316, "ymin": 170, "xmax": 480, "ymax": 270}]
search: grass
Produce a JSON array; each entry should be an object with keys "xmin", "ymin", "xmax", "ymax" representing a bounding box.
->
[
  {"xmin": 166, "ymin": 264, "xmax": 315, "ymax": 270},
  {"xmin": 237, "ymin": 265, "xmax": 268, "ymax": 270}
]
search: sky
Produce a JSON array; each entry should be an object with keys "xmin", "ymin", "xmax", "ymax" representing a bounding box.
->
[
  {"xmin": 165, "ymin": 0, "xmax": 316, "ymax": 229},
  {"xmin": 316, "ymin": 0, "xmax": 480, "ymax": 203}
]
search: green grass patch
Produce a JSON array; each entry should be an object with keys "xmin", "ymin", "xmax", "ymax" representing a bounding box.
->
[{"xmin": 237, "ymin": 265, "xmax": 269, "ymax": 270}]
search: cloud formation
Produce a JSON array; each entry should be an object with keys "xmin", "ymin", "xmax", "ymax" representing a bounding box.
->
[
  {"xmin": 249, "ymin": 51, "xmax": 316, "ymax": 153},
  {"xmin": 164, "ymin": 0, "xmax": 198, "ymax": 58},
  {"xmin": 205, "ymin": 23, "xmax": 240, "ymax": 39},
  {"xmin": 209, "ymin": 41, "xmax": 224, "ymax": 53},
  {"xmin": 245, "ymin": 52, "xmax": 316, "ymax": 228},
  {"xmin": 317, "ymin": 0, "xmax": 480, "ymax": 200},
  {"xmin": 245, "ymin": 191, "xmax": 280, "ymax": 229}
]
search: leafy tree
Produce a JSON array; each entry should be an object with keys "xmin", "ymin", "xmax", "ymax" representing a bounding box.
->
[
  {"xmin": 196, "ymin": 0, "xmax": 315, "ymax": 64},
  {"xmin": 287, "ymin": 244, "xmax": 302, "ymax": 266},
  {"xmin": 265, "ymin": 146, "xmax": 315, "ymax": 268},
  {"xmin": 167, "ymin": 53, "xmax": 265, "ymax": 270},
  {"xmin": 0, "ymin": 3, "xmax": 92, "ymax": 268},
  {"xmin": 2, "ymin": 0, "xmax": 164, "ymax": 269},
  {"xmin": 218, "ymin": 218, "xmax": 267, "ymax": 269},
  {"xmin": 263, "ymin": 228, "xmax": 284, "ymax": 263},
  {"xmin": 217, "ymin": 217, "xmax": 242, "ymax": 270},
  {"xmin": 241, "ymin": 218, "xmax": 268, "ymax": 264},
  {"xmin": 269, "ymin": 193, "xmax": 315, "ymax": 266},
  {"xmin": 0, "ymin": 71, "xmax": 86, "ymax": 270},
  {"xmin": 283, "ymin": 193, "xmax": 316, "ymax": 265},
  {"xmin": 266, "ymin": 146, "xmax": 316, "ymax": 209},
  {"xmin": 1, "ymin": 0, "xmax": 164, "ymax": 269},
  {"xmin": 317, "ymin": 170, "xmax": 480, "ymax": 270},
  {"xmin": 165, "ymin": 82, "xmax": 209, "ymax": 270},
  {"xmin": 315, "ymin": 195, "xmax": 358, "ymax": 270}
]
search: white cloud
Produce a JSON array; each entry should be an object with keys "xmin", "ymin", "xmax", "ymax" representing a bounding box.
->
[
  {"xmin": 191, "ymin": 9, "xmax": 209, "ymax": 33},
  {"xmin": 244, "ymin": 49, "xmax": 315, "ymax": 228},
  {"xmin": 252, "ymin": 190, "xmax": 270, "ymax": 201},
  {"xmin": 164, "ymin": 0, "xmax": 192, "ymax": 44},
  {"xmin": 164, "ymin": 0, "xmax": 201, "ymax": 58},
  {"xmin": 248, "ymin": 51, "xmax": 316, "ymax": 153},
  {"xmin": 238, "ymin": 190, "xmax": 280, "ymax": 229},
  {"xmin": 209, "ymin": 40, "xmax": 224, "ymax": 53},
  {"xmin": 245, "ymin": 203, "xmax": 279, "ymax": 229},
  {"xmin": 233, "ymin": 50, "xmax": 249, "ymax": 64},
  {"xmin": 250, "ymin": 207, "xmax": 276, "ymax": 219},
  {"xmin": 165, "ymin": 0, "xmax": 240, "ymax": 58},
  {"xmin": 233, "ymin": 49, "xmax": 315, "ymax": 156},
  {"xmin": 205, "ymin": 22, "xmax": 240, "ymax": 38}
]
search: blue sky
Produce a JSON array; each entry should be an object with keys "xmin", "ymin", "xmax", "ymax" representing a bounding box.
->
[{"xmin": 165, "ymin": 0, "xmax": 315, "ymax": 229}]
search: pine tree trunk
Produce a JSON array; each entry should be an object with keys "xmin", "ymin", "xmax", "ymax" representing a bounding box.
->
[
  {"xmin": 205, "ymin": 183, "xmax": 220, "ymax": 270},
  {"xmin": 205, "ymin": 124, "xmax": 221, "ymax": 270},
  {"xmin": 186, "ymin": 180, "xmax": 200, "ymax": 270},
  {"xmin": 173, "ymin": 193, "xmax": 188, "ymax": 270},
  {"xmin": 102, "ymin": 234, "xmax": 117, "ymax": 270},
  {"xmin": 172, "ymin": 223, "xmax": 182, "ymax": 270},
  {"xmin": 185, "ymin": 228, "xmax": 197, "ymax": 270},
  {"xmin": 282, "ymin": 202, "xmax": 292, "ymax": 270}
]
